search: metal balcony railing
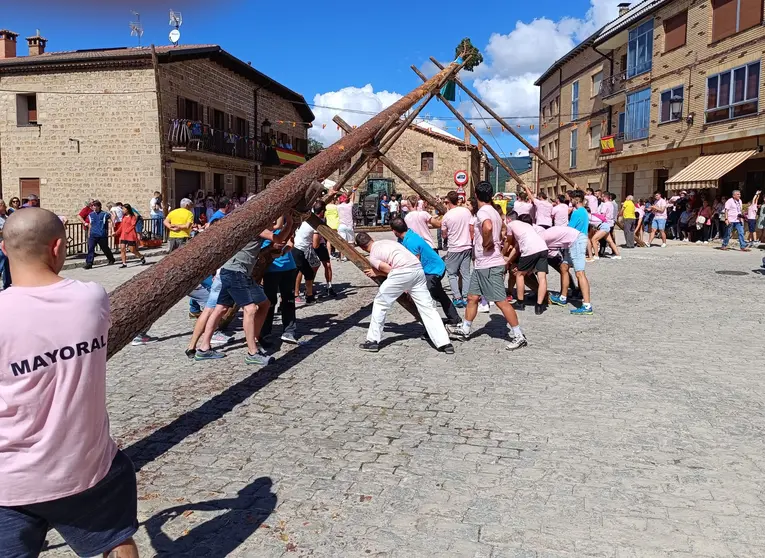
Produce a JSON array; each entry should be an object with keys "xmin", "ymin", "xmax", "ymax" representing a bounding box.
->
[
  {"xmin": 599, "ymin": 71, "xmax": 628, "ymax": 99},
  {"xmin": 168, "ymin": 119, "xmax": 266, "ymax": 161}
]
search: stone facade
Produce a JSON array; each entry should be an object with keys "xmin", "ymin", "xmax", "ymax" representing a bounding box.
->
[
  {"xmin": 0, "ymin": 45, "xmax": 312, "ymax": 217},
  {"xmin": 0, "ymin": 67, "xmax": 161, "ymax": 217},
  {"xmin": 536, "ymin": 0, "xmax": 765, "ymax": 203},
  {"xmin": 329, "ymin": 126, "xmax": 490, "ymax": 200}
]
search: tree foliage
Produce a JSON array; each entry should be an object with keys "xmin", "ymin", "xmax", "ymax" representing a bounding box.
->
[
  {"xmin": 308, "ymin": 138, "xmax": 324, "ymax": 154},
  {"xmin": 455, "ymin": 38, "xmax": 483, "ymax": 72}
]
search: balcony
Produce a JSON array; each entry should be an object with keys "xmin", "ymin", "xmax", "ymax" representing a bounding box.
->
[
  {"xmin": 168, "ymin": 119, "xmax": 265, "ymax": 161},
  {"xmin": 599, "ymin": 71, "xmax": 627, "ymax": 106},
  {"xmin": 599, "ymin": 133, "xmax": 624, "ymax": 157}
]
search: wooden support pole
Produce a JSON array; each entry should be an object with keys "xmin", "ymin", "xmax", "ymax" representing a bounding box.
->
[
  {"xmin": 334, "ymin": 117, "xmax": 447, "ymax": 215},
  {"xmin": 305, "ymin": 214, "xmax": 421, "ymax": 321},
  {"xmin": 107, "ymin": 60, "xmax": 460, "ymax": 358},
  {"xmin": 411, "ymin": 66, "xmax": 528, "ymax": 189},
  {"xmin": 429, "ymin": 57, "xmax": 577, "ymax": 189}
]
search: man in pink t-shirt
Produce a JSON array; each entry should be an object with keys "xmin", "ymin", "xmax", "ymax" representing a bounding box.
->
[
  {"xmin": 440, "ymin": 191, "xmax": 474, "ymax": 306},
  {"xmin": 0, "ymin": 209, "xmax": 139, "ymax": 557},
  {"xmin": 455, "ymin": 181, "xmax": 527, "ymax": 351},
  {"xmin": 512, "ymin": 191, "xmax": 534, "ymax": 217},
  {"xmin": 585, "ymin": 188, "xmax": 600, "ymax": 214},
  {"xmin": 355, "ymin": 233, "xmax": 452, "ymax": 354},
  {"xmin": 506, "ymin": 214, "xmax": 549, "ymax": 315},
  {"xmin": 552, "ymin": 195, "xmax": 570, "ymax": 226},
  {"xmin": 336, "ymin": 188, "xmax": 357, "ymax": 247},
  {"xmin": 721, "ymin": 189, "xmax": 751, "ymax": 250},
  {"xmin": 521, "ymin": 184, "xmax": 554, "ymax": 228},
  {"xmin": 404, "ymin": 195, "xmax": 438, "ymax": 248}
]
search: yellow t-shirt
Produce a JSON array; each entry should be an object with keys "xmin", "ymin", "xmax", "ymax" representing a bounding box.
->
[
  {"xmin": 167, "ymin": 207, "xmax": 194, "ymax": 238},
  {"xmin": 325, "ymin": 204, "xmax": 340, "ymax": 230},
  {"xmin": 622, "ymin": 200, "xmax": 636, "ymax": 220}
]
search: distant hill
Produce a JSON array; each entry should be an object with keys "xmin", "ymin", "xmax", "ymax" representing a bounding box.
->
[{"xmin": 487, "ymin": 156, "xmax": 532, "ymax": 192}]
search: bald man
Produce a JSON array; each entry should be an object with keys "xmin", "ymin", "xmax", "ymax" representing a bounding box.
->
[{"xmin": 0, "ymin": 208, "xmax": 139, "ymax": 558}]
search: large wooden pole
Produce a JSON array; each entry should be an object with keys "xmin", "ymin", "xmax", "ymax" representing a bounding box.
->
[
  {"xmin": 429, "ymin": 57, "xmax": 577, "ymax": 189},
  {"xmin": 107, "ymin": 61, "xmax": 461, "ymax": 358},
  {"xmin": 305, "ymin": 214, "xmax": 421, "ymax": 321},
  {"xmin": 411, "ymin": 66, "xmax": 528, "ymax": 188},
  {"xmin": 333, "ymin": 117, "xmax": 447, "ymax": 215}
]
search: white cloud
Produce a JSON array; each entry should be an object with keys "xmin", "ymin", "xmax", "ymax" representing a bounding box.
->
[
  {"xmin": 464, "ymin": 0, "xmax": 620, "ymax": 128},
  {"xmin": 309, "ymin": 84, "xmax": 403, "ymax": 146},
  {"xmin": 515, "ymin": 148, "xmax": 530, "ymax": 157}
]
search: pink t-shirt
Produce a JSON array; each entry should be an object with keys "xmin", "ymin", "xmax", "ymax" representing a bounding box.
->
[
  {"xmin": 533, "ymin": 199, "xmax": 554, "ymax": 227},
  {"xmin": 338, "ymin": 202, "xmax": 354, "ymax": 228},
  {"xmin": 652, "ymin": 198, "xmax": 668, "ymax": 220},
  {"xmin": 725, "ymin": 198, "xmax": 743, "ymax": 221},
  {"xmin": 513, "ymin": 200, "xmax": 533, "ymax": 216},
  {"xmin": 552, "ymin": 203, "xmax": 569, "ymax": 226},
  {"xmin": 441, "ymin": 206, "xmax": 473, "ymax": 253},
  {"xmin": 507, "ymin": 220, "xmax": 548, "ymax": 257},
  {"xmin": 369, "ymin": 239, "xmax": 421, "ymax": 270},
  {"xmin": 0, "ymin": 279, "xmax": 117, "ymax": 506},
  {"xmin": 540, "ymin": 225, "xmax": 582, "ymax": 251},
  {"xmin": 473, "ymin": 205, "xmax": 506, "ymax": 270},
  {"xmin": 598, "ymin": 201, "xmax": 615, "ymax": 226},
  {"xmin": 405, "ymin": 210, "xmax": 435, "ymax": 248},
  {"xmin": 585, "ymin": 195, "xmax": 599, "ymax": 213},
  {"xmin": 746, "ymin": 203, "xmax": 758, "ymax": 219}
]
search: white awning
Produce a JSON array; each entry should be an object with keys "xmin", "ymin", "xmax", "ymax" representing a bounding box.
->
[{"xmin": 665, "ymin": 150, "xmax": 758, "ymax": 190}]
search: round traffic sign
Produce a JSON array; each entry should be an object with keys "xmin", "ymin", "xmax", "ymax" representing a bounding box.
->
[{"xmin": 454, "ymin": 170, "xmax": 468, "ymax": 186}]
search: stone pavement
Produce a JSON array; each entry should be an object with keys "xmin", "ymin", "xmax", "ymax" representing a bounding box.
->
[{"xmin": 42, "ymin": 237, "xmax": 765, "ymax": 557}]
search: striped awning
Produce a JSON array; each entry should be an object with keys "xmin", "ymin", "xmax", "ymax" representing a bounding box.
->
[{"xmin": 666, "ymin": 150, "xmax": 757, "ymax": 190}]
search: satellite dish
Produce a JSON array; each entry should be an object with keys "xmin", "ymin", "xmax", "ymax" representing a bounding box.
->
[{"xmin": 169, "ymin": 29, "xmax": 181, "ymax": 44}]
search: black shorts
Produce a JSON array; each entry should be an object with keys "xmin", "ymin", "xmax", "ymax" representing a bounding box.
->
[
  {"xmin": 120, "ymin": 240, "xmax": 137, "ymax": 247},
  {"xmin": 517, "ymin": 250, "xmax": 549, "ymax": 274},
  {"xmin": 315, "ymin": 244, "xmax": 330, "ymax": 263},
  {"xmin": 292, "ymin": 248, "xmax": 317, "ymax": 281}
]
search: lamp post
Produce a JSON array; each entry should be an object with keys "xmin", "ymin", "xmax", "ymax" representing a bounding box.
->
[
  {"xmin": 670, "ymin": 95, "xmax": 683, "ymax": 121},
  {"xmin": 261, "ymin": 118, "xmax": 272, "ymax": 141}
]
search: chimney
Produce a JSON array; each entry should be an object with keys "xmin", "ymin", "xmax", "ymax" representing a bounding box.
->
[
  {"xmin": 0, "ymin": 29, "xmax": 18, "ymax": 59},
  {"xmin": 26, "ymin": 30, "xmax": 47, "ymax": 56},
  {"xmin": 618, "ymin": 3, "xmax": 631, "ymax": 16},
  {"xmin": 463, "ymin": 126, "xmax": 471, "ymax": 146}
]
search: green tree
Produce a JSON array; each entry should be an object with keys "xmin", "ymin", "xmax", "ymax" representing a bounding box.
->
[
  {"xmin": 308, "ymin": 138, "xmax": 324, "ymax": 154},
  {"xmin": 455, "ymin": 38, "xmax": 483, "ymax": 72}
]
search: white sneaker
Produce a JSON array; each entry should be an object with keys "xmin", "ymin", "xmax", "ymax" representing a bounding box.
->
[
  {"xmin": 661, "ymin": 243, "xmax": 667, "ymax": 248},
  {"xmin": 696, "ymin": 240, "xmax": 702, "ymax": 244},
  {"xmin": 506, "ymin": 335, "xmax": 528, "ymax": 351},
  {"xmin": 611, "ymin": 255, "xmax": 622, "ymax": 260},
  {"xmin": 478, "ymin": 303, "xmax": 490, "ymax": 313},
  {"xmin": 704, "ymin": 241, "xmax": 709, "ymax": 245},
  {"xmin": 211, "ymin": 331, "xmax": 233, "ymax": 346}
]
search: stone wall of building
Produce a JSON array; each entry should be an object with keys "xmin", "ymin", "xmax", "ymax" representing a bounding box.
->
[
  {"xmin": 159, "ymin": 58, "xmax": 308, "ymax": 202},
  {"xmin": 0, "ymin": 66, "xmax": 161, "ymax": 217},
  {"xmin": 329, "ymin": 127, "xmax": 481, "ymax": 201}
]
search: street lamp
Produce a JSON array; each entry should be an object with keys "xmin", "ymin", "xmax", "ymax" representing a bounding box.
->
[
  {"xmin": 670, "ymin": 95, "xmax": 683, "ymax": 121},
  {"xmin": 261, "ymin": 118, "xmax": 272, "ymax": 139}
]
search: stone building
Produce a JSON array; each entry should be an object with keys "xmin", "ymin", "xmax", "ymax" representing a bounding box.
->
[
  {"xmin": 330, "ymin": 122, "xmax": 492, "ymax": 200},
  {"xmin": 536, "ymin": 0, "xmax": 765, "ymax": 202},
  {"xmin": 0, "ymin": 31, "xmax": 313, "ymax": 217}
]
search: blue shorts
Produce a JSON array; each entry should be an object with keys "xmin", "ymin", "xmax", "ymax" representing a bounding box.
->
[
  {"xmin": 652, "ymin": 218, "xmax": 667, "ymax": 231},
  {"xmin": 0, "ymin": 450, "xmax": 138, "ymax": 557},
  {"xmin": 564, "ymin": 233, "xmax": 588, "ymax": 272},
  {"xmin": 205, "ymin": 276, "xmax": 222, "ymax": 309},
  {"xmin": 598, "ymin": 222, "xmax": 612, "ymax": 232},
  {"xmin": 748, "ymin": 219, "xmax": 757, "ymax": 233},
  {"xmin": 218, "ymin": 268, "xmax": 267, "ymax": 308}
]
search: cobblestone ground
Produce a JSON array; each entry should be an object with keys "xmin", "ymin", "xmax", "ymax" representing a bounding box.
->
[{"xmin": 42, "ymin": 236, "xmax": 765, "ymax": 557}]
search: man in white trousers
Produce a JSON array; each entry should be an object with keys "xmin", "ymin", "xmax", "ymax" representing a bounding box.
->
[{"xmin": 355, "ymin": 232, "xmax": 454, "ymax": 354}]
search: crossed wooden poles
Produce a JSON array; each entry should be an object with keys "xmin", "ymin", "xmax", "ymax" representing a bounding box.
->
[{"xmin": 107, "ymin": 56, "xmax": 608, "ymax": 359}]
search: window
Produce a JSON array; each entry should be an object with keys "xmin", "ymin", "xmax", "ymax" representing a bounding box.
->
[
  {"xmin": 712, "ymin": 0, "xmax": 762, "ymax": 42},
  {"xmin": 177, "ymin": 97, "xmax": 200, "ymax": 121},
  {"xmin": 213, "ymin": 109, "xmax": 226, "ymax": 130},
  {"xmin": 627, "ymin": 19, "xmax": 654, "ymax": 78},
  {"xmin": 20, "ymin": 178, "xmax": 40, "ymax": 204},
  {"xmin": 571, "ymin": 81, "xmax": 580, "ymax": 120},
  {"xmin": 541, "ymin": 144, "xmax": 547, "ymax": 158},
  {"xmin": 235, "ymin": 175, "xmax": 246, "ymax": 197},
  {"xmin": 293, "ymin": 137, "xmax": 308, "ymax": 154},
  {"xmin": 542, "ymin": 105, "xmax": 547, "ymax": 119},
  {"xmin": 214, "ymin": 173, "xmax": 225, "ymax": 196},
  {"xmin": 368, "ymin": 158, "xmax": 384, "ymax": 174},
  {"xmin": 235, "ymin": 116, "xmax": 249, "ymax": 137},
  {"xmin": 706, "ymin": 62, "xmax": 760, "ymax": 123},
  {"xmin": 625, "ymin": 88, "xmax": 651, "ymax": 141},
  {"xmin": 553, "ymin": 96, "xmax": 559, "ymax": 115},
  {"xmin": 590, "ymin": 124, "xmax": 602, "ymax": 149},
  {"xmin": 16, "ymin": 94, "xmax": 37, "ymax": 126},
  {"xmin": 592, "ymin": 71, "xmax": 603, "ymax": 97},
  {"xmin": 618, "ymin": 112, "xmax": 626, "ymax": 136},
  {"xmin": 570, "ymin": 130, "xmax": 578, "ymax": 168},
  {"xmin": 660, "ymin": 86, "xmax": 684, "ymax": 122},
  {"xmin": 553, "ymin": 139, "xmax": 559, "ymax": 159},
  {"xmin": 421, "ymin": 152, "xmax": 434, "ymax": 172},
  {"xmin": 663, "ymin": 11, "xmax": 687, "ymax": 52}
]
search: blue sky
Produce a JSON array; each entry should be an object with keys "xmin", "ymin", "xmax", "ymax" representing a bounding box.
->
[{"xmin": 3, "ymin": 0, "xmax": 621, "ymax": 155}]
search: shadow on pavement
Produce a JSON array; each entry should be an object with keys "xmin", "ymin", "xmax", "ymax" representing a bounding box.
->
[{"xmin": 144, "ymin": 477, "xmax": 277, "ymax": 557}]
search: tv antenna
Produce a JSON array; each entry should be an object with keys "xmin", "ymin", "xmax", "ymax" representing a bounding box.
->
[
  {"xmin": 169, "ymin": 10, "xmax": 182, "ymax": 45},
  {"xmin": 129, "ymin": 11, "xmax": 144, "ymax": 47}
]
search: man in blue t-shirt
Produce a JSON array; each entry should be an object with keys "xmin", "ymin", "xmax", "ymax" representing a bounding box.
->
[
  {"xmin": 379, "ymin": 194, "xmax": 390, "ymax": 225},
  {"xmin": 260, "ymin": 223, "xmax": 299, "ymax": 346},
  {"xmin": 207, "ymin": 197, "xmax": 231, "ymax": 227},
  {"xmin": 390, "ymin": 217, "xmax": 460, "ymax": 326},
  {"xmin": 84, "ymin": 200, "xmax": 115, "ymax": 269}
]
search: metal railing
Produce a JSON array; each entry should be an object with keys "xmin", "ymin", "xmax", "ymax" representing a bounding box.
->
[
  {"xmin": 167, "ymin": 119, "xmax": 267, "ymax": 161},
  {"xmin": 599, "ymin": 71, "xmax": 628, "ymax": 99},
  {"xmin": 65, "ymin": 217, "xmax": 166, "ymax": 257}
]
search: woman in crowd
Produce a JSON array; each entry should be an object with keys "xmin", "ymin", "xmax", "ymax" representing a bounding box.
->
[
  {"xmin": 713, "ymin": 196, "xmax": 726, "ymax": 240},
  {"xmin": 7, "ymin": 197, "xmax": 21, "ymax": 214},
  {"xmin": 119, "ymin": 204, "xmax": 147, "ymax": 268},
  {"xmin": 634, "ymin": 199, "xmax": 645, "ymax": 246},
  {"xmin": 697, "ymin": 199, "xmax": 713, "ymax": 244},
  {"xmin": 746, "ymin": 191, "xmax": 760, "ymax": 245}
]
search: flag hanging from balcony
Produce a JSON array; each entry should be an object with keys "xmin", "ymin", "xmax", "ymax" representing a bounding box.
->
[{"xmin": 600, "ymin": 135, "xmax": 616, "ymax": 154}]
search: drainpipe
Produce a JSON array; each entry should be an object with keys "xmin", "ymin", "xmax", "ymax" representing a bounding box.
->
[{"xmin": 593, "ymin": 43, "xmax": 613, "ymax": 192}]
